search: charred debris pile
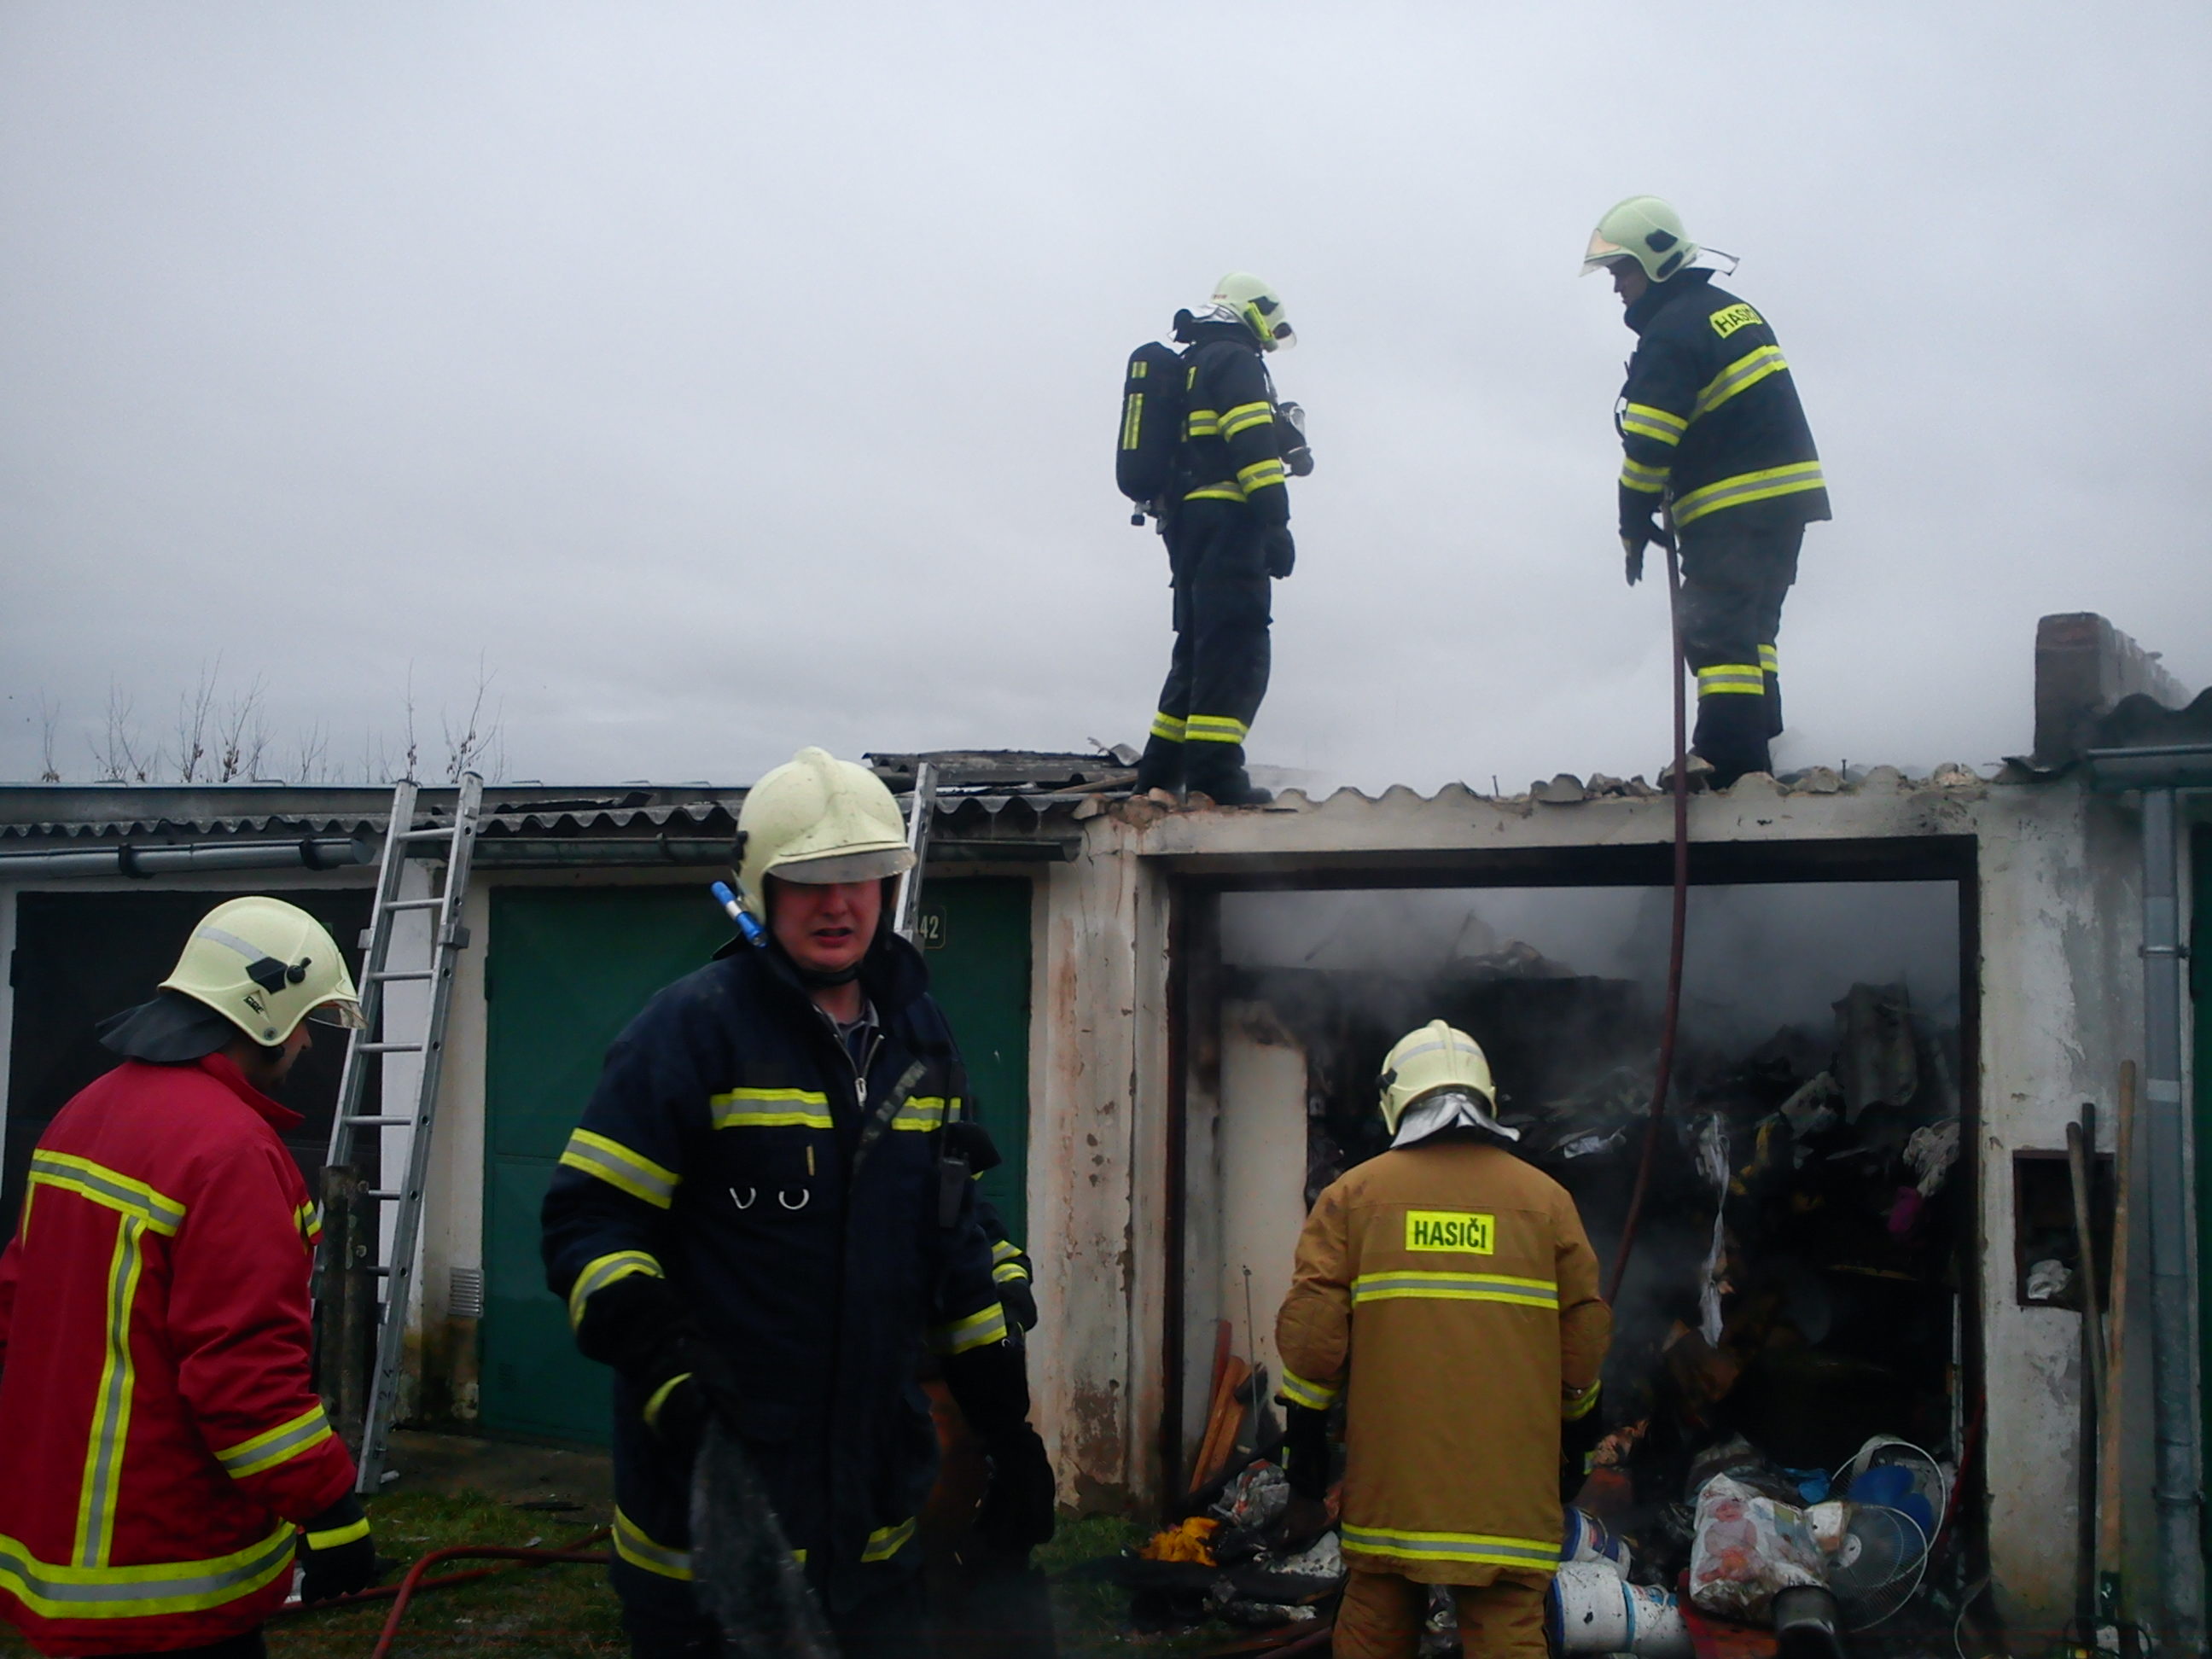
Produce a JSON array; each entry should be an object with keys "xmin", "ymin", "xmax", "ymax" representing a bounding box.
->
[{"xmin": 1107, "ymin": 940, "xmax": 1976, "ymax": 1654}]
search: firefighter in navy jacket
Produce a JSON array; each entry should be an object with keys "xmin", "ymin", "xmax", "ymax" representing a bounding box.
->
[
  {"xmin": 1586, "ymin": 196, "xmax": 1831, "ymax": 786},
  {"xmin": 0, "ymin": 898, "xmax": 378, "ymax": 1656},
  {"xmin": 1131, "ymin": 271, "xmax": 1305, "ymax": 808},
  {"xmin": 541, "ymin": 748, "xmax": 1054, "ymax": 1656}
]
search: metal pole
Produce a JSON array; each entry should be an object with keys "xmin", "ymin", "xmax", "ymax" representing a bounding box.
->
[{"xmin": 2141, "ymin": 786, "xmax": 2203, "ymax": 1647}]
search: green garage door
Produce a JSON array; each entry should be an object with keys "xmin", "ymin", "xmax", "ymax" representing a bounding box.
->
[{"xmin": 481, "ymin": 877, "xmax": 1034, "ymax": 1444}]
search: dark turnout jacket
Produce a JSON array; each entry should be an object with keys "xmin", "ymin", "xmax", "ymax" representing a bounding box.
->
[
  {"xmin": 1178, "ymin": 321, "xmax": 1292, "ymax": 526},
  {"xmin": 1615, "ymin": 268, "xmax": 1829, "ymax": 538},
  {"xmin": 541, "ymin": 930, "xmax": 1006, "ymax": 1613}
]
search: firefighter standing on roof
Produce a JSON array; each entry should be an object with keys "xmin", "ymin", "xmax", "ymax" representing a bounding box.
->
[
  {"xmin": 1274, "ymin": 1022, "xmax": 1610, "ymax": 1659},
  {"xmin": 540, "ymin": 748, "xmax": 1054, "ymax": 1659},
  {"xmin": 1129, "ymin": 271, "xmax": 1308, "ymax": 808},
  {"xmin": 1587, "ymin": 196, "xmax": 1831, "ymax": 788},
  {"xmin": 0, "ymin": 898, "xmax": 380, "ymax": 1658}
]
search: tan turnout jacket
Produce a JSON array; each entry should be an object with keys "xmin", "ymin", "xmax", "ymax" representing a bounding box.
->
[{"xmin": 1276, "ymin": 1136, "xmax": 1610, "ymax": 1585}]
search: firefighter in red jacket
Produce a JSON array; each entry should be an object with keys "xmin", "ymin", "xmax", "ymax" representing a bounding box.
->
[{"xmin": 0, "ymin": 897, "xmax": 381, "ymax": 1657}]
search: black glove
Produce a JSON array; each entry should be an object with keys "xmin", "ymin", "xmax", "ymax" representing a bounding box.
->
[
  {"xmin": 1280, "ymin": 1404, "xmax": 1332, "ymax": 1502},
  {"xmin": 575, "ymin": 1272, "xmax": 739, "ymax": 1457},
  {"xmin": 997, "ymin": 1276, "xmax": 1039, "ymax": 1333},
  {"xmin": 976, "ymin": 1426, "xmax": 1057, "ymax": 1555},
  {"xmin": 297, "ymin": 1494, "xmax": 377, "ymax": 1603},
  {"xmin": 1620, "ymin": 511, "xmax": 1672, "ymax": 587},
  {"xmin": 1260, "ymin": 526, "xmax": 1295, "ymax": 579}
]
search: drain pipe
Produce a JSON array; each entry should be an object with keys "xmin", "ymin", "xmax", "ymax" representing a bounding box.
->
[{"xmin": 2140, "ymin": 785, "xmax": 2203, "ymax": 1649}]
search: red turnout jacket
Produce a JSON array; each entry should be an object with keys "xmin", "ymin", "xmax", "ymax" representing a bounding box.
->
[{"xmin": 0, "ymin": 1053, "xmax": 355, "ymax": 1654}]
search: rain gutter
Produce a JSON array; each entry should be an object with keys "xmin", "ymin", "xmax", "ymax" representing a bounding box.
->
[{"xmin": 0, "ymin": 836, "xmax": 372, "ymax": 880}]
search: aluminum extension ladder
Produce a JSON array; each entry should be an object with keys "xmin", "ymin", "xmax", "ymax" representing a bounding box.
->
[
  {"xmin": 890, "ymin": 760, "xmax": 937, "ymax": 941},
  {"xmin": 322, "ymin": 774, "xmax": 483, "ymax": 1493}
]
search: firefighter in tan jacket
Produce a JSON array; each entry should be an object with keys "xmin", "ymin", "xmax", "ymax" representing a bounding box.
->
[{"xmin": 1276, "ymin": 1022, "xmax": 1611, "ymax": 1659}]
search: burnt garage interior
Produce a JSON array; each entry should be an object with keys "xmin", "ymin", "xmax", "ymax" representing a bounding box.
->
[{"xmin": 1162, "ymin": 835, "xmax": 1990, "ymax": 1613}]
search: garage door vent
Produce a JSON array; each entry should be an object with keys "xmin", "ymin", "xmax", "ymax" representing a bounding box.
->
[{"xmin": 449, "ymin": 1266, "xmax": 485, "ymax": 1321}]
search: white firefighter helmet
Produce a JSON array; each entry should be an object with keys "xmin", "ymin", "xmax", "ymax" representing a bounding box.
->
[
  {"xmin": 1581, "ymin": 195, "xmax": 1698, "ymax": 282},
  {"xmin": 1212, "ymin": 271, "xmax": 1296, "ymax": 352},
  {"xmin": 160, "ymin": 896, "xmax": 365, "ymax": 1047},
  {"xmin": 735, "ymin": 747, "xmax": 916, "ymax": 917},
  {"xmin": 1377, "ymin": 1019, "xmax": 1517, "ymax": 1146}
]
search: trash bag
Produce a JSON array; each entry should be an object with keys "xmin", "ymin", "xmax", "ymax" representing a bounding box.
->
[{"xmin": 1687, "ymin": 1474, "xmax": 1825, "ymax": 1622}]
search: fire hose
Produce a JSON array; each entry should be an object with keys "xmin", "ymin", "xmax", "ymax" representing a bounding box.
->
[
  {"xmin": 271, "ymin": 1526, "xmax": 608, "ymax": 1659},
  {"xmin": 1604, "ymin": 541, "xmax": 1691, "ymax": 1304}
]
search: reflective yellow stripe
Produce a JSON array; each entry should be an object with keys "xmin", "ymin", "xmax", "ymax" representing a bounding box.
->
[
  {"xmin": 891, "ymin": 1096, "xmax": 955, "ymax": 1132},
  {"xmin": 1563, "ymin": 1380, "xmax": 1602, "ymax": 1423},
  {"xmin": 1150, "ymin": 711, "xmax": 1187, "ymax": 742},
  {"xmin": 567, "ymin": 1249, "xmax": 664, "ymax": 1329},
  {"xmin": 558, "ymin": 1129, "xmax": 680, "ymax": 1208},
  {"xmin": 1759, "ymin": 643, "xmax": 1778, "ymax": 672},
  {"xmin": 1185, "ymin": 714, "xmax": 1249, "ymax": 745},
  {"xmin": 861, "ymin": 1517, "xmax": 917, "ymax": 1563},
  {"xmin": 1621, "ymin": 401, "xmax": 1686, "ymax": 441},
  {"xmin": 304, "ymin": 1516, "xmax": 370, "ymax": 1551},
  {"xmin": 991, "ymin": 1239, "xmax": 1026, "ymax": 1264},
  {"xmin": 1619, "ymin": 457, "xmax": 1670, "ymax": 494},
  {"xmin": 929, "ymin": 1302, "xmax": 1009, "ymax": 1355},
  {"xmin": 1184, "ymin": 481, "xmax": 1246, "ymax": 503},
  {"xmin": 709, "ymin": 1088, "xmax": 834, "ymax": 1131},
  {"xmin": 1220, "ymin": 400, "xmax": 1272, "ymax": 439},
  {"xmin": 1121, "ymin": 393, "xmax": 1144, "ymax": 451},
  {"xmin": 1279, "ymin": 1368, "xmax": 1341, "ymax": 1411},
  {"xmin": 1185, "ymin": 407, "xmax": 1222, "ymax": 439},
  {"xmin": 1671, "ymin": 461, "xmax": 1825, "ymax": 527},
  {"xmin": 1697, "ymin": 664, "xmax": 1767, "ymax": 696},
  {"xmin": 1348, "ymin": 1270, "xmax": 1558, "ymax": 1309},
  {"xmin": 0, "ymin": 1522, "xmax": 297, "ymax": 1619},
  {"xmin": 642, "ymin": 1372, "xmax": 693, "ymax": 1434},
  {"xmin": 1692, "ymin": 345, "xmax": 1788, "ymax": 419},
  {"xmin": 294, "ymin": 1201, "xmax": 321, "ymax": 1244},
  {"xmin": 28, "ymin": 1153, "xmax": 185, "ymax": 1236},
  {"xmin": 1340, "ymin": 1522, "xmax": 1560, "ymax": 1571},
  {"xmin": 74, "ymin": 1217, "xmax": 147, "ymax": 1566},
  {"xmin": 214, "ymin": 1404, "xmax": 335, "ymax": 1479},
  {"xmin": 1236, "ymin": 457, "xmax": 1287, "ymax": 492},
  {"xmin": 613, "ymin": 1506, "xmax": 692, "ymax": 1581},
  {"xmin": 992, "ymin": 1260, "xmax": 1030, "ymax": 1284}
]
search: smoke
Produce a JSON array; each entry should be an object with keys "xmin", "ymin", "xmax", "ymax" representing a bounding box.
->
[{"xmin": 1220, "ymin": 881, "xmax": 1959, "ymax": 1052}]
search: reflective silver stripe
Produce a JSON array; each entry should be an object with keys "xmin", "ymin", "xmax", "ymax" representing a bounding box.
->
[
  {"xmin": 613, "ymin": 1507, "xmax": 692, "ymax": 1580},
  {"xmin": 566, "ymin": 1250, "xmax": 663, "ymax": 1329},
  {"xmin": 1279, "ymin": 1369, "xmax": 1340, "ymax": 1410},
  {"xmin": 861, "ymin": 1517, "xmax": 917, "ymax": 1563},
  {"xmin": 193, "ymin": 924, "xmax": 270, "ymax": 964},
  {"xmin": 214, "ymin": 1405, "xmax": 333, "ymax": 1476},
  {"xmin": 75, "ymin": 1218, "xmax": 147, "ymax": 1566},
  {"xmin": 1692, "ymin": 345, "xmax": 1788, "ymax": 418},
  {"xmin": 558, "ymin": 1130, "xmax": 678, "ymax": 1208},
  {"xmin": 1350, "ymin": 1272, "xmax": 1557, "ymax": 1308},
  {"xmin": 890, "ymin": 1097, "xmax": 951, "ymax": 1132},
  {"xmin": 0, "ymin": 1523, "xmax": 297, "ymax": 1615},
  {"xmin": 1339, "ymin": 1523, "xmax": 1559, "ymax": 1569},
  {"xmin": 29, "ymin": 1154, "xmax": 186, "ymax": 1234}
]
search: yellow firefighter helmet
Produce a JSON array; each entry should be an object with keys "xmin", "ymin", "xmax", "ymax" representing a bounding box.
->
[
  {"xmin": 734, "ymin": 747, "xmax": 916, "ymax": 917},
  {"xmin": 1581, "ymin": 195, "xmax": 1698, "ymax": 282},
  {"xmin": 1212, "ymin": 271, "xmax": 1297, "ymax": 352},
  {"xmin": 160, "ymin": 896, "xmax": 365, "ymax": 1047},
  {"xmin": 1377, "ymin": 1019, "xmax": 1516, "ymax": 1143}
]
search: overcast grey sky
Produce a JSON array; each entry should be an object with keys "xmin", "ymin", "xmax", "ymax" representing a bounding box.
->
[{"xmin": 3, "ymin": 3, "xmax": 2207, "ymax": 793}]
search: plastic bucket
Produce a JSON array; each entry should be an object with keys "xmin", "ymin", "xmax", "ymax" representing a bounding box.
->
[
  {"xmin": 1562, "ymin": 1507, "xmax": 1633, "ymax": 1578},
  {"xmin": 1549, "ymin": 1563, "xmax": 1692, "ymax": 1658}
]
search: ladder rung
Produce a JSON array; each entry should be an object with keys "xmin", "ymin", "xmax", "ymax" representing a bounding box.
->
[
  {"xmin": 358, "ymin": 1041, "xmax": 424, "ymax": 1054},
  {"xmin": 345, "ymin": 1115, "xmax": 415, "ymax": 1127},
  {"xmin": 385, "ymin": 898, "xmax": 445, "ymax": 912},
  {"xmin": 371, "ymin": 969, "xmax": 435, "ymax": 982},
  {"xmin": 365, "ymin": 1190, "xmax": 402, "ymax": 1201},
  {"xmin": 396, "ymin": 826, "xmax": 455, "ymax": 841}
]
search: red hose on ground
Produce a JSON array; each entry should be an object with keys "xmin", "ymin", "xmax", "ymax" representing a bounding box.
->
[
  {"xmin": 365, "ymin": 1540, "xmax": 608, "ymax": 1659},
  {"xmin": 1605, "ymin": 541, "xmax": 1691, "ymax": 1305},
  {"xmin": 270, "ymin": 1528, "xmax": 608, "ymax": 1623}
]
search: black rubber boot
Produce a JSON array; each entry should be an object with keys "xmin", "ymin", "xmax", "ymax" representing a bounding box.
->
[
  {"xmin": 1132, "ymin": 733, "xmax": 1185, "ymax": 796},
  {"xmin": 1692, "ymin": 693, "xmax": 1773, "ymax": 789},
  {"xmin": 1186, "ymin": 746, "xmax": 1272, "ymax": 806}
]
